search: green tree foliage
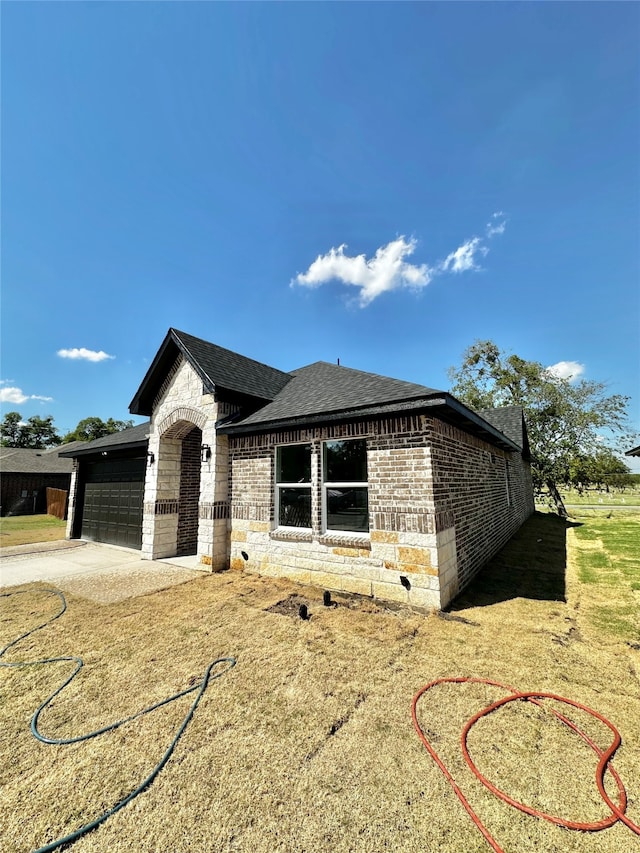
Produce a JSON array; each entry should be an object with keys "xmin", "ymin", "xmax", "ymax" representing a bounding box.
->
[
  {"xmin": 448, "ymin": 341, "xmax": 634, "ymax": 516},
  {"xmin": 0, "ymin": 412, "xmax": 23, "ymax": 447},
  {"xmin": 0, "ymin": 412, "xmax": 61, "ymax": 448},
  {"xmin": 568, "ymin": 450, "xmax": 633, "ymax": 493},
  {"xmin": 62, "ymin": 416, "xmax": 134, "ymax": 443}
]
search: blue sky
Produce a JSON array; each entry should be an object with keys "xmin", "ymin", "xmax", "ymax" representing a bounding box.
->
[{"xmin": 2, "ymin": 3, "xmax": 639, "ymax": 465}]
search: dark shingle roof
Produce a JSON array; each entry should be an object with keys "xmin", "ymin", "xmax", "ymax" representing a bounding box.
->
[
  {"xmin": 125, "ymin": 329, "xmax": 524, "ymax": 453},
  {"xmin": 0, "ymin": 447, "xmax": 75, "ymax": 474},
  {"xmin": 58, "ymin": 422, "xmax": 150, "ymax": 458},
  {"xmin": 50, "ymin": 440, "xmax": 87, "ymax": 455},
  {"xmin": 173, "ymin": 329, "xmax": 292, "ymax": 400},
  {"xmin": 225, "ymin": 361, "xmax": 442, "ymax": 428},
  {"xmin": 130, "ymin": 329, "xmax": 292, "ymax": 415},
  {"xmin": 477, "ymin": 406, "xmax": 528, "ymax": 453}
]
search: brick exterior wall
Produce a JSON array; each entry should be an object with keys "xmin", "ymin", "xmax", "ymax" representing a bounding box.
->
[
  {"xmin": 228, "ymin": 414, "xmax": 534, "ymax": 610},
  {"xmin": 126, "ymin": 346, "xmax": 534, "ymax": 608},
  {"xmin": 176, "ymin": 427, "xmax": 202, "ymax": 555},
  {"xmin": 427, "ymin": 419, "xmax": 534, "ymax": 603}
]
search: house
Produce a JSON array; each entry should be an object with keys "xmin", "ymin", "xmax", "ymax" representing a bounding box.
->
[
  {"xmin": 0, "ymin": 443, "xmax": 84, "ymax": 517},
  {"xmin": 61, "ymin": 328, "xmax": 534, "ymax": 609}
]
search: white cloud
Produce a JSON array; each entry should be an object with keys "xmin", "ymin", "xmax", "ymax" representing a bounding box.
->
[
  {"xmin": 439, "ymin": 237, "xmax": 488, "ymax": 274},
  {"xmin": 292, "ymin": 213, "xmax": 508, "ymax": 307},
  {"xmin": 292, "ymin": 237, "xmax": 432, "ymax": 307},
  {"xmin": 486, "ymin": 211, "xmax": 508, "ymax": 238},
  {"xmin": 486, "ymin": 221, "xmax": 506, "ymax": 237},
  {"xmin": 57, "ymin": 347, "xmax": 115, "ymax": 362},
  {"xmin": 546, "ymin": 360, "xmax": 585, "ymax": 382},
  {"xmin": 0, "ymin": 386, "xmax": 53, "ymax": 404},
  {"xmin": 0, "ymin": 387, "xmax": 28, "ymax": 404}
]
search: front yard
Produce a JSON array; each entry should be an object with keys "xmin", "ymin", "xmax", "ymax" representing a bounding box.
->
[
  {"xmin": 0, "ymin": 514, "xmax": 67, "ymax": 548},
  {"xmin": 1, "ymin": 512, "xmax": 638, "ymax": 853}
]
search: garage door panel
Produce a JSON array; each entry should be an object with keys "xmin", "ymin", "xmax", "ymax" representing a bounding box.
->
[{"xmin": 80, "ymin": 459, "xmax": 145, "ymax": 549}]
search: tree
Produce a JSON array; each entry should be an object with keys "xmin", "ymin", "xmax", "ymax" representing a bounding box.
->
[
  {"xmin": 448, "ymin": 340, "xmax": 634, "ymax": 517},
  {"xmin": 0, "ymin": 412, "xmax": 61, "ymax": 448},
  {"xmin": 568, "ymin": 450, "xmax": 633, "ymax": 494},
  {"xmin": 62, "ymin": 416, "xmax": 134, "ymax": 443},
  {"xmin": 0, "ymin": 411, "xmax": 24, "ymax": 447}
]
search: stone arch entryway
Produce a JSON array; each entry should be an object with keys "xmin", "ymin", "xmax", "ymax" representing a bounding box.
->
[{"xmin": 143, "ymin": 408, "xmax": 208, "ymax": 560}]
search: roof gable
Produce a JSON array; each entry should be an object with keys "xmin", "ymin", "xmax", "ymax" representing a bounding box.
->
[
  {"xmin": 129, "ymin": 329, "xmax": 292, "ymax": 416},
  {"xmin": 477, "ymin": 406, "xmax": 530, "ymax": 455}
]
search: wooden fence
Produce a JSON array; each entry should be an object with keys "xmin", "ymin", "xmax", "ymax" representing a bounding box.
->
[{"xmin": 46, "ymin": 488, "xmax": 68, "ymax": 520}]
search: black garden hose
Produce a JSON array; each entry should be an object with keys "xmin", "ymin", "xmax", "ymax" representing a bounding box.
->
[{"xmin": 0, "ymin": 588, "xmax": 235, "ymax": 852}]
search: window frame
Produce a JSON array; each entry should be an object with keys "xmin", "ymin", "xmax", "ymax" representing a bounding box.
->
[
  {"xmin": 321, "ymin": 438, "xmax": 369, "ymax": 534},
  {"xmin": 275, "ymin": 442, "xmax": 312, "ymax": 530}
]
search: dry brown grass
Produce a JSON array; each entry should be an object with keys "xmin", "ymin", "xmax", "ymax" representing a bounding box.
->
[{"xmin": 1, "ymin": 513, "xmax": 639, "ymax": 853}]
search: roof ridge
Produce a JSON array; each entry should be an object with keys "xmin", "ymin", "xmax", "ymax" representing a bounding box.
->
[
  {"xmin": 171, "ymin": 329, "xmax": 291, "ymax": 380},
  {"xmin": 290, "ymin": 359, "xmax": 437, "ymax": 390}
]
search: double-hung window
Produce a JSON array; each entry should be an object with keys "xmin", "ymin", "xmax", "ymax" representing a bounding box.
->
[
  {"xmin": 276, "ymin": 444, "xmax": 312, "ymax": 528},
  {"xmin": 323, "ymin": 439, "xmax": 369, "ymax": 533}
]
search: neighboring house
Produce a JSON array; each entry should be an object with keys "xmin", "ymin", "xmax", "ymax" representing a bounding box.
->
[
  {"xmin": 0, "ymin": 442, "xmax": 84, "ymax": 516},
  {"xmin": 626, "ymin": 446, "xmax": 640, "ymax": 457},
  {"xmin": 62, "ymin": 328, "xmax": 535, "ymax": 609}
]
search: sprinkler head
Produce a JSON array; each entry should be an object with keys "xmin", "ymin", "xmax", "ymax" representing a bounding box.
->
[
  {"xmin": 299, "ymin": 604, "xmax": 309, "ymax": 620},
  {"xmin": 323, "ymin": 590, "xmax": 332, "ymax": 607}
]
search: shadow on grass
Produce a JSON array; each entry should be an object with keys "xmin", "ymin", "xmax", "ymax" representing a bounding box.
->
[{"xmin": 450, "ymin": 512, "xmax": 581, "ymax": 611}]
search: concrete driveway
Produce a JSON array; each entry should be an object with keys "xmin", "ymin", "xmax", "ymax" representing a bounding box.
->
[{"xmin": 0, "ymin": 541, "xmax": 207, "ymax": 604}]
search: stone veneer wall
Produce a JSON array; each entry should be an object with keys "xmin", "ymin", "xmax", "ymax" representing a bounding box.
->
[
  {"xmin": 228, "ymin": 414, "xmax": 534, "ymax": 609},
  {"xmin": 65, "ymin": 461, "xmax": 79, "ymax": 539},
  {"xmin": 142, "ymin": 355, "xmax": 223, "ymax": 562}
]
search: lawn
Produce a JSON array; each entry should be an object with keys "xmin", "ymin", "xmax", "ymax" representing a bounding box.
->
[
  {"xmin": 0, "ymin": 514, "xmax": 67, "ymax": 548},
  {"xmin": 1, "ymin": 512, "xmax": 639, "ymax": 853},
  {"xmin": 561, "ymin": 488, "xmax": 640, "ymax": 507},
  {"xmin": 569, "ymin": 512, "xmax": 640, "ymax": 645}
]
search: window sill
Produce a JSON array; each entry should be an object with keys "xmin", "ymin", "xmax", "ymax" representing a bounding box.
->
[
  {"xmin": 268, "ymin": 529, "xmax": 371, "ymax": 550},
  {"xmin": 270, "ymin": 527, "xmax": 313, "ymax": 543},
  {"xmin": 318, "ymin": 532, "xmax": 371, "ymax": 550}
]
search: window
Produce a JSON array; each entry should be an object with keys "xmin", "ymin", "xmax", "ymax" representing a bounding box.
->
[
  {"xmin": 323, "ymin": 439, "xmax": 369, "ymax": 533},
  {"xmin": 276, "ymin": 444, "xmax": 312, "ymax": 528}
]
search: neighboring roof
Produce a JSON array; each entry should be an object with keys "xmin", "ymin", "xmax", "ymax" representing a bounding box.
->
[
  {"xmin": 226, "ymin": 361, "xmax": 441, "ymax": 429},
  {"xmin": 58, "ymin": 422, "xmax": 150, "ymax": 458},
  {"xmin": 129, "ymin": 328, "xmax": 292, "ymax": 416},
  {"xmin": 0, "ymin": 446, "xmax": 75, "ymax": 474},
  {"xmin": 477, "ymin": 406, "xmax": 528, "ymax": 453},
  {"xmin": 626, "ymin": 445, "xmax": 640, "ymax": 457}
]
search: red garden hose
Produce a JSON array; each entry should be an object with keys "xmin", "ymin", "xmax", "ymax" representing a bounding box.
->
[{"xmin": 411, "ymin": 677, "xmax": 640, "ymax": 853}]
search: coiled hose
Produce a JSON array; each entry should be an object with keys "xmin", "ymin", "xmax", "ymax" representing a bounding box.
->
[
  {"xmin": 412, "ymin": 676, "xmax": 640, "ymax": 853},
  {"xmin": 0, "ymin": 588, "xmax": 236, "ymax": 853}
]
